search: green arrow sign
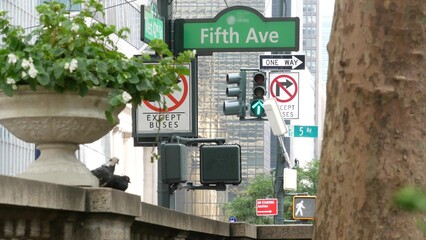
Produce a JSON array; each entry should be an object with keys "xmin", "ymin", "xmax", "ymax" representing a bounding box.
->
[
  {"xmin": 250, "ymin": 99, "xmax": 265, "ymax": 117},
  {"xmin": 293, "ymin": 125, "xmax": 318, "ymax": 138},
  {"xmin": 174, "ymin": 6, "xmax": 299, "ymax": 55}
]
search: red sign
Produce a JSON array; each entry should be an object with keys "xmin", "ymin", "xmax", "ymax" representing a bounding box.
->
[
  {"xmin": 256, "ymin": 198, "xmax": 278, "ymax": 216},
  {"xmin": 143, "ymin": 75, "xmax": 189, "ymax": 112},
  {"xmin": 269, "ymin": 74, "xmax": 298, "ymax": 103}
]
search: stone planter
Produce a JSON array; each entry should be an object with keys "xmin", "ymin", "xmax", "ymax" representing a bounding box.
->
[{"xmin": 0, "ymin": 86, "xmax": 124, "ymax": 187}]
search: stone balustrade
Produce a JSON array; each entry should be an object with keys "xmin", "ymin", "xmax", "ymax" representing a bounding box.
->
[{"xmin": 0, "ymin": 175, "xmax": 313, "ymax": 240}]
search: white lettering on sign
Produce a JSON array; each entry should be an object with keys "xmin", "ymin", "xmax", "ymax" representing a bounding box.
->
[
  {"xmin": 199, "ymin": 27, "xmax": 279, "ymax": 45},
  {"xmin": 200, "ymin": 27, "xmax": 239, "ymax": 44},
  {"xmin": 245, "ymin": 28, "xmax": 279, "ymax": 43}
]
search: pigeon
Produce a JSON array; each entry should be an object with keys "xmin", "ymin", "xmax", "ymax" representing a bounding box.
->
[
  {"xmin": 91, "ymin": 157, "xmax": 119, "ymax": 187},
  {"xmin": 105, "ymin": 175, "xmax": 131, "ymax": 191}
]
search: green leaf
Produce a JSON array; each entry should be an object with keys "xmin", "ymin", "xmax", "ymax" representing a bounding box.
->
[
  {"xmin": 88, "ymin": 72, "xmax": 99, "ymax": 85},
  {"xmin": 394, "ymin": 187, "xmax": 426, "ymax": 212},
  {"xmin": 175, "ymin": 65, "xmax": 190, "ymax": 76},
  {"xmin": 117, "ymin": 73, "xmax": 126, "ymax": 84},
  {"xmin": 36, "ymin": 71, "xmax": 50, "ymax": 86},
  {"xmin": 128, "ymin": 74, "xmax": 139, "ymax": 84},
  {"xmin": 105, "ymin": 110, "xmax": 114, "ymax": 124},
  {"xmin": 53, "ymin": 63, "xmax": 64, "ymax": 79},
  {"xmin": 96, "ymin": 61, "xmax": 108, "ymax": 74},
  {"xmin": 1, "ymin": 84, "xmax": 14, "ymax": 96}
]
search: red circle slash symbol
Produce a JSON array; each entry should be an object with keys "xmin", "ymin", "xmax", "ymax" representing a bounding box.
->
[
  {"xmin": 143, "ymin": 75, "xmax": 189, "ymax": 112},
  {"xmin": 270, "ymin": 74, "xmax": 298, "ymax": 103}
]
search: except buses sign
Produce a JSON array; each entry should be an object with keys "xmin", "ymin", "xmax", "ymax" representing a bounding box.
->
[
  {"xmin": 133, "ymin": 63, "xmax": 198, "ymax": 144},
  {"xmin": 174, "ymin": 6, "xmax": 300, "ymax": 55}
]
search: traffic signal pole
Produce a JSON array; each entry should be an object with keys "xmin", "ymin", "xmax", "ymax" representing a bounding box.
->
[
  {"xmin": 264, "ymin": 99, "xmax": 292, "ymax": 224},
  {"xmin": 158, "ymin": 141, "xmax": 174, "ymax": 208},
  {"xmin": 274, "ymin": 135, "xmax": 291, "ymax": 224},
  {"xmin": 271, "ymin": 0, "xmax": 292, "ymax": 224},
  {"xmin": 157, "ymin": 0, "xmax": 174, "ymax": 209}
]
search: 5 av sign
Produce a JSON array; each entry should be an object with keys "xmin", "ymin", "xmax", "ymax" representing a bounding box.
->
[{"xmin": 174, "ymin": 6, "xmax": 300, "ymax": 55}]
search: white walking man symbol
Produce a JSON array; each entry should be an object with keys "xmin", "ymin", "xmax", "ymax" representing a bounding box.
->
[{"xmin": 295, "ymin": 200, "xmax": 305, "ymax": 216}]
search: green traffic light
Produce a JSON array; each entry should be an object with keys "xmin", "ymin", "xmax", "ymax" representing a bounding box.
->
[{"xmin": 250, "ymin": 99, "xmax": 265, "ymax": 117}]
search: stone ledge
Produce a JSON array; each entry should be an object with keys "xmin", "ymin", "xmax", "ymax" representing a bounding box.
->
[
  {"xmin": 0, "ymin": 175, "xmax": 313, "ymax": 240},
  {"xmin": 230, "ymin": 222, "xmax": 257, "ymax": 239},
  {"xmin": 137, "ymin": 202, "xmax": 230, "ymax": 237},
  {"xmin": 84, "ymin": 187, "xmax": 141, "ymax": 217},
  {"xmin": 0, "ymin": 175, "xmax": 85, "ymax": 211},
  {"xmin": 257, "ymin": 224, "xmax": 313, "ymax": 239}
]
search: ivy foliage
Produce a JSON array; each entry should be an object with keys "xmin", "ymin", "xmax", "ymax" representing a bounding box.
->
[{"xmin": 0, "ymin": 0, "xmax": 194, "ymax": 123}]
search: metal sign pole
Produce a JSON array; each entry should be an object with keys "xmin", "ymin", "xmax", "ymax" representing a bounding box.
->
[{"xmin": 157, "ymin": 142, "xmax": 171, "ymax": 208}]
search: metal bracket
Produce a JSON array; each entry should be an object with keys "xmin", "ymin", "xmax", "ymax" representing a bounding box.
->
[
  {"xmin": 180, "ymin": 182, "xmax": 227, "ymax": 191},
  {"xmin": 171, "ymin": 136, "xmax": 226, "ymax": 146}
]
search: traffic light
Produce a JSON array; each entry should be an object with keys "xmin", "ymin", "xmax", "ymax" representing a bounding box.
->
[
  {"xmin": 161, "ymin": 143, "xmax": 187, "ymax": 183},
  {"xmin": 250, "ymin": 71, "xmax": 267, "ymax": 118},
  {"xmin": 200, "ymin": 144, "xmax": 241, "ymax": 185},
  {"xmin": 292, "ymin": 196, "xmax": 316, "ymax": 220},
  {"xmin": 223, "ymin": 71, "xmax": 247, "ymax": 118}
]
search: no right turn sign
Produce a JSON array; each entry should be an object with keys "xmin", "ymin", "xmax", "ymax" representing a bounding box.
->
[{"xmin": 268, "ymin": 72, "xmax": 299, "ymax": 119}]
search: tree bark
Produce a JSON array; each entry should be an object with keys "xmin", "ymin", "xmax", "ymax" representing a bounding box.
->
[{"xmin": 314, "ymin": 0, "xmax": 426, "ymax": 239}]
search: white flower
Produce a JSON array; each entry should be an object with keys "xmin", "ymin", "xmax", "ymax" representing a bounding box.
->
[
  {"xmin": 122, "ymin": 91, "xmax": 132, "ymax": 102},
  {"xmin": 191, "ymin": 49, "xmax": 197, "ymax": 58},
  {"xmin": 21, "ymin": 71, "xmax": 27, "ymax": 78},
  {"xmin": 71, "ymin": 23, "xmax": 79, "ymax": 32},
  {"xmin": 6, "ymin": 78, "xmax": 15, "ymax": 85},
  {"xmin": 69, "ymin": 59, "xmax": 78, "ymax": 72},
  {"xmin": 64, "ymin": 59, "xmax": 78, "ymax": 73},
  {"xmin": 6, "ymin": 78, "xmax": 17, "ymax": 90},
  {"xmin": 7, "ymin": 53, "xmax": 18, "ymax": 64},
  {"xmin": 21, "ymin": 59, "xmax": 32, "ymax": 69},
  {"xmin": 28, "ymin": 66, "xmax": 38, "ymax": 78}
]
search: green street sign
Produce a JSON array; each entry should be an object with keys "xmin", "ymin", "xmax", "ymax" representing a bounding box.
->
[
  {"xmin": 293, "ymin": 125, "xmax": 318, "ymax": 138},
  {"xmin": 141, "ymin": 5, "xmax": 164, "ymax": 42},
  {"xmin": 174, "ymin": 6, "xmax": 299, "ymax": 55}
]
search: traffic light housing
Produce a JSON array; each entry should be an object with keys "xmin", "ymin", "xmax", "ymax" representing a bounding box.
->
[
  {"xmin": 292, "ymin": 196, "xmax": 316, "ymax": 220},
  {"xmin": 250, "ymin": 71, "xmax": 267, "ymax": 118},
  {"xmin": 161, "ymin": 143, "xmax": 187, "ymax": 183},
  {"xmin": 223, "ymin": 71, "xmax": 247, "ymax": 118},
  {"xmin": 200, "ymin": 144, "xmax": 241, "ymax": 185}
]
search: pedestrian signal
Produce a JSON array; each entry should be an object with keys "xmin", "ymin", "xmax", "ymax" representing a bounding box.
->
[{"xmin": 292, "ymin": 195, "xmax": 316, "ymax": 220}]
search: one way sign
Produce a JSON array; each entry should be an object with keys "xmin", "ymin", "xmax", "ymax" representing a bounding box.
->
[{"xmin": 259, "ymin": 54, "xmax": 305, "ymax": 70}]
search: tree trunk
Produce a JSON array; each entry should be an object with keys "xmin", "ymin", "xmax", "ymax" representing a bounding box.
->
[{"xmin": 314, "ymin": 0, "xmax": 426, "ymax": 239}]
